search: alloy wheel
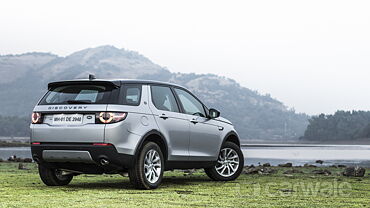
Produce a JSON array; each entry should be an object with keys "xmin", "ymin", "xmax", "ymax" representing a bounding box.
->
[
  {"xmin": 144, "ymin": 149, "xmax": 162, "ymax": 183},
  {"xmin": 215, "ymin": 148, "xmax": 240, "ymax": 177}
]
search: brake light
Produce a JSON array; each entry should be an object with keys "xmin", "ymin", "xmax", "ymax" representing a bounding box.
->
[
  {"xmin": 96, "ymin": 112, "xmax": 127, "ymax": 124},
  {"xmin": 31, "ymin": 112, "xmax": 42, "ymax": 124},
  {"xmin": 32, "ymin": 142, "xmax": 41, "ymax": 145}
]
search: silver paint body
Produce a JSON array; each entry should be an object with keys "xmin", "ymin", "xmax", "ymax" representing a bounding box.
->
[{"xmin": 30, "ymin": 80, "xmax": 237, "ymax": 162}]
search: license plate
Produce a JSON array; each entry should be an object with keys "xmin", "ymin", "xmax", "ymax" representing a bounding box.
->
[{"xmin": 52, "ymin": 114, "xmax": 84, "ymax": 125}]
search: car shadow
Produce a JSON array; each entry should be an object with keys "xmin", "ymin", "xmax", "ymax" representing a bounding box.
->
[{"xmin": 67, "ymin": 175, "xmax": 212, "ymax": 190}]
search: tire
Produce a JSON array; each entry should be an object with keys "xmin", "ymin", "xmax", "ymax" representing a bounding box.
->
[
  {"xmin": 128, "ymin": 142, "xmax": 164, "ymax": 189},
  {"xmin": 205, "ymin": 141, "xmax": 244, "ymax": 181},
  {"xmin": 38, "ymin": 164, "xmax": 73, "ymax": 186}
]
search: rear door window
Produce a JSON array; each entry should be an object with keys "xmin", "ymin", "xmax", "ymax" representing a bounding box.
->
[{"xmin": 151, "ymin": 85, "xmax": 179, "ymax": 112}]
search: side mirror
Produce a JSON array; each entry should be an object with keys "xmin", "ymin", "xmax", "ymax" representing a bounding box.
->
[{"xmin": 208, "ymin": 108, "xmax": 220, "ymax": 119}]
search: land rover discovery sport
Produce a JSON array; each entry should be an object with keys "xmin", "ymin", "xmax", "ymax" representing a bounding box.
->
[{"xmin": 30, "ymin": 77, "xmax": 244, "ymax": 189}]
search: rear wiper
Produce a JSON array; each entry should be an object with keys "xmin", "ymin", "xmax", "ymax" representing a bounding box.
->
[{"xmin": 66, "ymin": 100, "xmax": 92, "ymax": 104}]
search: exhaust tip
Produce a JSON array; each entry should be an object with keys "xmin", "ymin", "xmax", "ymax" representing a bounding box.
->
[{"xmin": 100, "ymin": 158, "xmax": 109, "ymax": 166}]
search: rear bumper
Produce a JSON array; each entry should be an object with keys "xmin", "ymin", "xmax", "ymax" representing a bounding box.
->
[{"xmin": 31, "ymin": 143, "xmax": 135, "ymax": 174}]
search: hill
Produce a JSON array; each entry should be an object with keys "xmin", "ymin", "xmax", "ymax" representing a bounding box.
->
[{"xmin": 0, "ymin": 45, "xmax": 309, "ymax": 142}]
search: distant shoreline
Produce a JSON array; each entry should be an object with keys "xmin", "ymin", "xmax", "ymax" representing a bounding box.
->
[
  {"xmin": 0, "ymin": 141, "xmax": 29, "ymax": 147},
  {"xmin": 242, "ymin": 139, "xmax": 370, "ymax": 146}
]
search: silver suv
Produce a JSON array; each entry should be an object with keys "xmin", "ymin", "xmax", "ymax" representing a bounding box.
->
[{"xmin": 30, "ymin": 77, "xmax": 244, "ymax": 189}]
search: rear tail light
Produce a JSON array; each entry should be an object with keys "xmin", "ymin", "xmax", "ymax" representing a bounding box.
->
[
  {"xmin": 96, "ymin": 112, "xmax": 127, "ymax": 124},
  {"xmin": 31, "ymin": 142, "xmax": 41, "ymax": 145},
  {"xmin": 31, "ymin": 112, "xmax": 42, "ymax": 124}
]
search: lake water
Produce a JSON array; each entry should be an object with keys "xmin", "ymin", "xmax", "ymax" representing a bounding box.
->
[
  {"xmin": 1, "ymin": 144, "xmax": 370, "ymax": 167},
  {"xmin": 242, "ymin": 144, "xmax": 370, "ymax": 167}
]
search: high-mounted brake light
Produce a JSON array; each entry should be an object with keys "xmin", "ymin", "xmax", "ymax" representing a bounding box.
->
[
  {"xmin": 96, "ymin": 112, "xmax": 127, "ymax": 124},
  {"xmin": 31, "ymin": 112, "xmax": 42, "ymax": 124}
]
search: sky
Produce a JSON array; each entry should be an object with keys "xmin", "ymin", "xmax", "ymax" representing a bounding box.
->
[{"xmin": 0, "ymin": 0, "xmax": 369, "ymax": 115}]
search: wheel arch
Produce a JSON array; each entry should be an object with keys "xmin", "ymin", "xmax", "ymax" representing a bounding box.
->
[
  {"xmin": 134, "ymin": 130, "xmax": 169, "ymax": 162},
  {"xmin": 222, "ymin": 131, "xmax": 241, "ymax": 147}
]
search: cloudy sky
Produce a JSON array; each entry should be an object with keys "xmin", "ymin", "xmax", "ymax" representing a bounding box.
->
[{"xmin": 1, "ymin": 0, "xmax": 369, "ymax": 115}]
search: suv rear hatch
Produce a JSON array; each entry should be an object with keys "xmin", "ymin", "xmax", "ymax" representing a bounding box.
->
[{"xmin": 31, "ymin": 80, "xmax": 120, "ymax": 143}]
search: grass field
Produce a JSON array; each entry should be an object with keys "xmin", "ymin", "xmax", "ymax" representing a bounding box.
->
[{"xmin": 0, "ymin": 163, "xmax": 369, "ymax": 208}]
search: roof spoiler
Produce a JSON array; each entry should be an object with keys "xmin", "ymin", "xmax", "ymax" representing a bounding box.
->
[{"xmin": 48, "ymin": 80, "xmax": 121, "ymax": 90}]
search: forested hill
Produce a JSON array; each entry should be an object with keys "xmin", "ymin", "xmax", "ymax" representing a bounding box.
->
[
  {"xmin": 301, "ymin": 111, "xmax": 370, "ymax": 141},
  {"xmin": 0, "ymin": 45, "xmax": 309, "ymax": 142}
]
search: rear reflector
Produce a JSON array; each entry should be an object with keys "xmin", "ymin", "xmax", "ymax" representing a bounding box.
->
[
  {"xmin": 32, "ymin": 142, "xmax": 41, "ymax": 145},
  {"xmin": 92, "ymin": 143, "xmax": 112, "ymax": 146}
]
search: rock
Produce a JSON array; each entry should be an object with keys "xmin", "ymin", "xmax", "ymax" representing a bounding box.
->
[
  {"xmin": 338, "ymin": 165, "xmax": 346, "ymax": 168},
  {"xmin": 0, "ymin": 158, "xmax": 3, "ymax": 162},
  {"xmin": 258, "ymin": 167, "xmax": 277, "ymax": 175},
  {"xmin": 342, "ymin": 167, "xmax": 355, "ymax": 176},
  {"xmin": 18, "ymin": 163, "xmax": 29, "ymax": 170},
  {"xmin": 243, "ymin": 166, "xmax": 277, "ymax": 175},
  {"xmin": 262, "ymin": 163, "xmax": 271, "ymax": 167},
  {"xmin": 15, "ymin": 158, "xmax": 23, "ymax": 162},
  {"xmin": 23, "ymin": 158, "xmax": 33, "ymax": 163},
  {"xmin": 312, "ymin": 169, "xmax": 331, "ymax": 175},
  {"xmin": 342, "ymin": 167, "xmax": 366, "ymax": 177},
  {"xmin": 304, "ymin": 163, "xmax": 317, "ymax": 168},
  {"xmin": 243, "ymin": 166, "xmax": 259, "ymax": 174},
  {"xmin": 315, "ymin": 160, "xmax": 324, "ymax": 164},
  {"xmin": 330, "ymin": 165, "xmax": 338, "ymax": 168},
  {"xmin": 278, "ymin": 163, "xmax": 292, "ymax": 167},
  {"xmin": 283, "ymin": 169, "xmax": 304, "ymax": 174},
  {"xmin": 7, "ymin": 155, "xmax": 16, "ymax": 162}
]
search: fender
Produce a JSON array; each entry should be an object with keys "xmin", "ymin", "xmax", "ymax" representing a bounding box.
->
[
  {"xmin": 221, "ymin": 131, "xmax": 241, "ymax": 147},
  {"xmin": 134, "ymin": 129, "xmax": 169, "ymax": 160}
]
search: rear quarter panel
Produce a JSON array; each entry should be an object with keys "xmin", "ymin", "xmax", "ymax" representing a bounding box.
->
[{"xmin": 105, "ymin": 85, "xmax": 159, "ymax": 155}]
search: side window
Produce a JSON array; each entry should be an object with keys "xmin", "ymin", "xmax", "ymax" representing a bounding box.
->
[
  {"xmin": 151, "ymin": 86, "xmax": 179, "ymax": 112},
  {"xmin": 120, "ymin": 85, "xmax": 142, "ymax": 106},
  {"xmin": 174, "ymin": 88, "xmax": 206, "ymax": 117}
]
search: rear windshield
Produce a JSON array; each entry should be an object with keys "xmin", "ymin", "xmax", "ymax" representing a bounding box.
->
[
  {"xmin": 39, "ymin": 85, "xmax": 115, "ymax": 105},
  {"xmin": 39, "ymin": 84, "xmax": 143, "ymax": 106}
]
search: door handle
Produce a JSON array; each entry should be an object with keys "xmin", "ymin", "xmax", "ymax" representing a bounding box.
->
[
  {"xmin": 190, "ymin": 118, "xmax": 198, "ymax": 124},
  {"xmin": 159, "ymin": 114, "xmax": 169, "ymax": 120}
]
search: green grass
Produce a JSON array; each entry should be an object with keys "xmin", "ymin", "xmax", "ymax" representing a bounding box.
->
[{"xmin": 0, "ymin": 163, "xmax": 369, "ymax": 208}]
